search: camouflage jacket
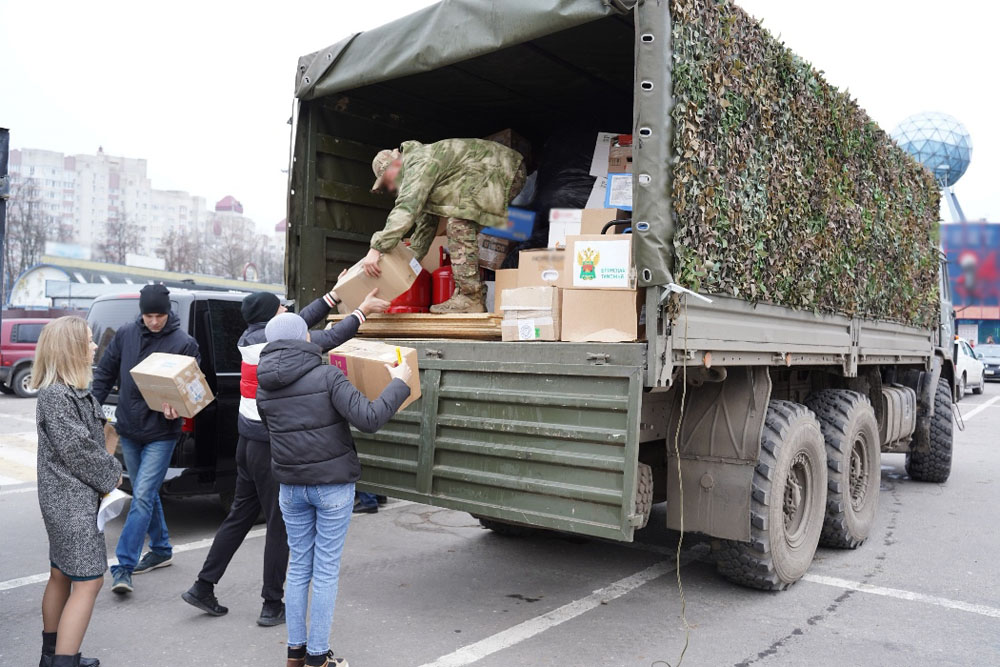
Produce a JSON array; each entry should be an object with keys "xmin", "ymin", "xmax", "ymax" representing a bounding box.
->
[{"xmin": 370, "ymin": 139, "xmax": 524, "ymax": 254}]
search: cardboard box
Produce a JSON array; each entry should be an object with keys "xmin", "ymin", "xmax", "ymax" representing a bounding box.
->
[
  {"xmin": 478, "ymin": 234, "xmax": 516, "ymax": 271},
  {"xmin": 329, "ymin": 340, "xmax": 421, "ymax": 410},
  {"xmin": 481, "ymin": 206, "xmax": 536, "ymax": 242},
  {"xmin": 561, "ymin": 289, "xmax": 644, "ymax": 342},
  {"xmin": 335, "ymin": 244, "xmax": 422, "ymax": 313},
  {"xmin": 547, "ymin": 208, "xmax": 620, "ymax": 248},
  {"xmin": 129, "ymin": 353, "xmax": 215, "ymax": 418},
  {"xmin": 494, "ymin": 269, "xmax": 518, "ymax": 313},
  {"xmin": 517, "ymin": 249, "xmax": 568, "ymax": 288},
  {"xmin": 419, "ymin": 235, "xmax": 450, "ymax": 274},
  {"xmin": 563, "ymin": 234, "xmax": 636, "ymax": 290},
  {"xmin": 607, "ymin": 135, "xmax": 633, "ymax": 173},
  {"xmin": 501, "ymin": 286, "xmax": 561, "ymax": 341}
]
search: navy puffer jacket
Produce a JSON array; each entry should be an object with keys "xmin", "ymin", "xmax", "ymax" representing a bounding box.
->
[
  {"xmin": 92, "ymin": 312, "xmax": 201, "ymax": 443},
  {"xmin": 256, "ymin": 338, "xmax": 409, "ymax": 486}
]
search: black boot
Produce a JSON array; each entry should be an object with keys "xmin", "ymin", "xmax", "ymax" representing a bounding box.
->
[
  {"xmin": 257, "ymin": 599, "xmax": 285, "ymax": 627},
  {"xmin": 41, "ymin": 633, "xmax": 99, "ymax": 667},
  {"xmin": 50, "ymin": 655, "xmax": 81, "ymax": 667},
  {"xmin": 181, "ymin": 580, "xmax": 229, "ymax": 616}
]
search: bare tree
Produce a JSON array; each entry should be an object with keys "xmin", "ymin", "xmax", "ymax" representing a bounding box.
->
[
  {"xmin": 206, "ymin": 216, "xmax": 262, "ymax": 279},
  {"xmin": 2, "ymin": 178, "xmax": 50, "ymax": 300},
  {"xmin": 96, "ymin": 211, "xmax": 144, "ymax": 264},
  {"xmin": 159, "ymin": 226, "xmax": 203, "ymax": 274}
]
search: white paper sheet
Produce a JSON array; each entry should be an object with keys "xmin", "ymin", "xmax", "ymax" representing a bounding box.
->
[
  {"xmin": 98, "ymin": 489, "xmax": 131, "ymax": 532},
  {"xmin": 586, "ymin": 175, "xmax": 609, "ymax": 209},
  {"xmin": 589, "ymin": 132, "xmax": 619, "ymax": 177}
]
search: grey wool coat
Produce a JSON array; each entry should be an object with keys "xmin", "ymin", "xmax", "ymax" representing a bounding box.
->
[{"xmin": 36, "ymin": 383, "xmax": 123, "ymax": 578}]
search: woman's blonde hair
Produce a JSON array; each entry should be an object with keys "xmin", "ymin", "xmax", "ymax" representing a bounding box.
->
[{"xmin": 31, "ymin": 316, "xmax": 93, "ymax": 390}]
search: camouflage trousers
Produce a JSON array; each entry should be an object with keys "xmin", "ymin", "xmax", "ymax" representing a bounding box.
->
[{"xmin": 446, "ymin": 218, "xmax": 482, "ymax": 297}]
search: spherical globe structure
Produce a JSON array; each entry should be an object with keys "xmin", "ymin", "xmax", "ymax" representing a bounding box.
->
[{"xmin": 891, "ymin": 112, "xmax": 972, "ymax": 187}]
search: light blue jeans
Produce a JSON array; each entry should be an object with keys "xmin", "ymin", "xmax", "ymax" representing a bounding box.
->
[
  {"xmin": 112, "ymin": 436, "xmax": 177, "ymax": 575},
  {"xmin": 279, "ymin": 482, "xmax": 354, "ymax": 656}
]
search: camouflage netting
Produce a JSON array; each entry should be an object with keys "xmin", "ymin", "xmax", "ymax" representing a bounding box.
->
[{"xmin": 669, "ymin": 0, "xmax": 941, "ymax": 327}]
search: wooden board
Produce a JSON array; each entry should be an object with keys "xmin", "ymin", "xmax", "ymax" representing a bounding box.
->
[{"xmin": 327, "ymin": 312, "xmax": 502, "ymax": 340}]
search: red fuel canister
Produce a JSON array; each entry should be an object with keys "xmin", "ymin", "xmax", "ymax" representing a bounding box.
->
[
  {"xmin": 388, "ymin": 267, "xmax": 432, "ymax": 313},
  {"xmin": 432, "ymin": 246, "xmax": 455, "ymax": 305}
]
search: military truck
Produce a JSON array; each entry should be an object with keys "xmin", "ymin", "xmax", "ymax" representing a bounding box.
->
[{"xmin": 283, "ymin": 0, "xmax": 955, "ymax": 590}]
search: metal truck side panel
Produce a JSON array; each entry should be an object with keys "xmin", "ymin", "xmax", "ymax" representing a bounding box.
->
[
  {"xmin": 353, "ymin": 341, "xmax": 647, "ymax": 541},
  {"xmin": 665, "ymin": 367, "xmax": 771, "ymax": 541}
]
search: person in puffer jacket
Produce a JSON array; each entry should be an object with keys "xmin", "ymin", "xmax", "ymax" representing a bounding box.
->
[
  {"xmin": 257, "ymin": 313, "xmax": 411, "ymax": 667},
  {"xmin": 183, "ymin": 286, "xmax": 389, "ymax": 627}
]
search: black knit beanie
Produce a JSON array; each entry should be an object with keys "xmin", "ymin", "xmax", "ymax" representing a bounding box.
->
[
  {"xmin": 241, "ymin": 291, "xmax": 281, "ymax": 325},
  {"xmin": 139, "ymin": 284, "xmax": 171, "ymax": 314}
]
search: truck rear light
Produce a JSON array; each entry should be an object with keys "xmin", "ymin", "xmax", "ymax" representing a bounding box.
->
[{"xmin": 181, "ymin": 417, "xmax": 195, "ymax": 433}]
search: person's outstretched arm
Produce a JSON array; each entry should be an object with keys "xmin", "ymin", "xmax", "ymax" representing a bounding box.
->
[{"xmin": 327, "ymin": 364, "xmax": 412, "ymax": 433}]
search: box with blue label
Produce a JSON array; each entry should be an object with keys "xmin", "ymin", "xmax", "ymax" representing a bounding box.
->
[
  {"xmin": 481, "ymin": 206, "xmax": 536, "ymax": 242},
  {"xmin": 129, "ymin": 353, "xmax": 215, "ymax": 418}
]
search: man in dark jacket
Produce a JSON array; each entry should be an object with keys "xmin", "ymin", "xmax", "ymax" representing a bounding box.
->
[
  {"xmin": 91, "ymin": 284, "xmax": 200, "ymax": 596},
  {"xmin": 257, "ymin": 313, "xmax": 411, "ymax": 667},
  {"xmin": 182, "ymin": 286, "xmax": 388, "ymax": 626}
]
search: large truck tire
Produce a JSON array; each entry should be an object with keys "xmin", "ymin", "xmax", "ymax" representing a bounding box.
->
[
  {"xmin": 906, "ymin": 378, "xmax": 953, "ymax": 483},
  {"xmin": 634, "ymin": 462, "xmax": 653, "ymax": 530},
  {"xmin": 805, "ymin": 390, "xmax": 880, "ymax": 549},
  {"xmin": 715, "ymin": 401, "xmax": 827, "ymax": 590}
]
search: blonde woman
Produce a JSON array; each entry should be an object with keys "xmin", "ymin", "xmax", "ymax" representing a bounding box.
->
[{"xmin": 33, "ymin": 316, "xmax": 122, "ymax": 667}]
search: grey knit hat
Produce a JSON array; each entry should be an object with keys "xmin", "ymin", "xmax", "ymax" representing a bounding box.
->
[{"xmin": 264, "ymin": 313, "xmax": 308, "ymax": 342}]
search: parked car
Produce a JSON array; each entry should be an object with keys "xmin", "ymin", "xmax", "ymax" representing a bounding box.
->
[
  {"xmin": 0, "ymin": 317, "xmax": 50, "ymax": 398},
  {"xmin": 87, "ymin": 290, "xmax": 250, "ymax": 510},
  {"xmin": 974, "ymin": 343, "xmax": 1000, "ymax": 382},
  {"xmin": 954, "ymin": 337, "xmax": 985, "ymax": 400}
]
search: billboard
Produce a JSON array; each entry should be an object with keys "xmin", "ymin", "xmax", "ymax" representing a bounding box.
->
[{"xmin": 941, "ymin": 222, "xmax": 1000, "ymax": 309}]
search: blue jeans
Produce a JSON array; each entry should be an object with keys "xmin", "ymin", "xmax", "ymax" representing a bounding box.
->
[
  {"xmin": 279, "ymin": 482, "xmax": 354, "ymax": 656},
  {"xmin": 112, "ymin": 436, "xmax": 177, "ymax": 575}
]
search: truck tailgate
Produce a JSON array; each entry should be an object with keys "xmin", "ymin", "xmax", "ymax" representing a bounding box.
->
[{"xmin": 352, "ymin": 340, "xmax": 647, "ymax": 541}]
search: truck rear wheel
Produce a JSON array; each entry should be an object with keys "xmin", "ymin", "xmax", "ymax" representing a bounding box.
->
[
  {"xmin": 805, "ymin": 390, "xmax": 880, "ymax": 549},
  {"xmin": 715, "ymin": 401, "xmax": 827, "ymax": 590},
  {"xmin": 906, "ymin": 378, "xmax": 953, "ymax": 483}
]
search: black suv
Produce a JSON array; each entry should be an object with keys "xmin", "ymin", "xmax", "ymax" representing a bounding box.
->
[{"xmin": 88, "ymin": 289, "xmax": 251, "ymax": 510}]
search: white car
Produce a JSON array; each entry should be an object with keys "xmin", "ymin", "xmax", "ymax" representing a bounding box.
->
[{"xmin": 954, "ymin": 338, "xmax": 985, "ymax": 401}]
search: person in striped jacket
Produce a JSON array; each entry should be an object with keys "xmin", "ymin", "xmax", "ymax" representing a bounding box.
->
[{"xmin": 182, "ymin": 285, "xmax": 388, "ymax": 626}]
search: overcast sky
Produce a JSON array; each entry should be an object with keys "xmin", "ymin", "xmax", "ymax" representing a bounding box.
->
[{"xmin": 1, "ymin": 0, "xmax": 994, "ymax": 231}]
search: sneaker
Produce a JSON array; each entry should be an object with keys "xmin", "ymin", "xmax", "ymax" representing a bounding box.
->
[
  {"xmin": 257, "ymin": 600, "xmax": 285, "ymax": 627},
  {"xmin": 376, "ymin": 495, "xmax": 388, "ymax": 506},
  {"xmin": 305, "ymin": 651, "xmax": 348, "ymax": 667},
  {"xmin": 111, "ymin": 570, "xmax": 133, "ymax": 595},
  {"xmin": 133, "ymin": 551, "xmax": 173, "ymax": 575},
  {"xmin": 181, "ymin": 585, "xmax": 229, "ymax": 617},
  {"xmin": 352, "ymin": 502, "xmax": 377, "ymax": 515}
]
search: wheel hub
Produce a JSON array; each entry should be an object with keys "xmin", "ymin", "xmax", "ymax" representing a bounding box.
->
[
  {"xmin": 849, "ymin": 434, "xmax": 870, "ymax": 512},
  {"xmin": 783, "ymin": 451, "xmax": 812, "ymax": 544}
]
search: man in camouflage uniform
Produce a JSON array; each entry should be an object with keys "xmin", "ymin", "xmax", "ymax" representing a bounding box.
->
[{"xmin": 364, "ymin": 139, "xmax": 526, "ymax": 313}]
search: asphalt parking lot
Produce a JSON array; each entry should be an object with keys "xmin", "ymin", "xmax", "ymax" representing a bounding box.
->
[{"xmin": 2, "ymin": 385, "xmax": 999, "ymax": 667}]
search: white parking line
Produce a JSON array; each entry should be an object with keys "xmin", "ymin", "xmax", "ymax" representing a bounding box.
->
[
  {"xmin": 0, "ymin": 485, "xmax": 37, "ymax": 496},
  {"xmin": 417, "ymin": 561, "xmax": 672, "ymax": 667},
  {"xmin": 960, "ymin": 395, "xmax": 1000, "ymax": 421},
  {"xmin": 0, "ymin": 528, "xmax": 267, "ymax": 592},
  {"xmin": 803, "ymin": 574, "xmax": 1000, "ymax": 619}
]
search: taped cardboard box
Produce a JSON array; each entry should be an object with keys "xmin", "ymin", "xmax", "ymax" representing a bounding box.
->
[
  {"xmin": 517, "ymin": 248, "xmax": 568, "ymax": 288},
  {"xmin": 563, "ymin": 234, "xmax": 636, "ymax": 290},
  {"xmin": 335, "ymin": 244, "xmax": 421, "ymax": 313},
  {"xmin": 129, "ymin": 353, "xmax": 215, "ymax": 418},
  {"xmin": 329, "ymin": 340, "xmax": 421, "ymax": 410},
  {"xmin": 478, "ymin": 234, "xmax": 516, "ymax": 271},
  {"xmin": 501, "ymin": 286, "xmax": 561, "ymax": 341},
  {"xmin": 547, "ymin": 208, "xmax": 620, "ymax": 248},
  {"xmin": 494, "ymin": 269, "xmax": 518, "ymax": 313},
  {"xmin": 561, "ymin": 289, "xmax": 645, "ymax": 343},
  {"xmin": 607, "ymin": 135, "xmax": 633, "ymax": 173},
  {"xmin": 418, "ymin": 235, "xmax": 450, "ymax": 274}
]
